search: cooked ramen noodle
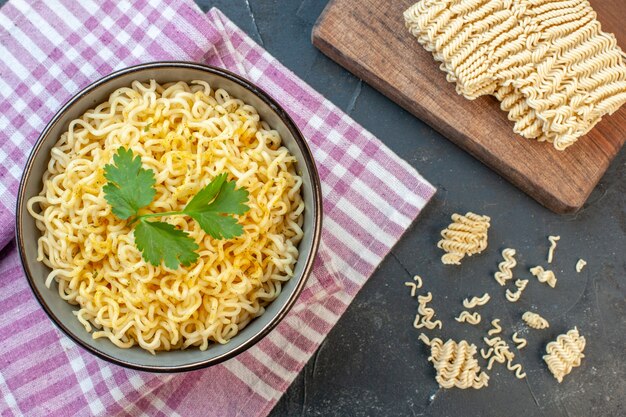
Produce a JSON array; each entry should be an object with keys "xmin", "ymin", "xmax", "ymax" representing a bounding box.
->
[{"xmin": 27, "ymin": 80, "xmax": 304, "ymax": 353}]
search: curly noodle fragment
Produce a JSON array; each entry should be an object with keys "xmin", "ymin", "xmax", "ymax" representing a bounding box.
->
[
  {"xmin": 437, "ymin": 212, "xmax": 490, "ymax": 265},
  {"xmin": 543, "ymin": 327, "xmax": 586, "ymax": 383},
  {"xmin": 421, "ymin": 336, "xmax": 490, "ymax": 389}
]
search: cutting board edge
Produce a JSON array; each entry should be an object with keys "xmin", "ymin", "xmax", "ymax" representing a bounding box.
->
[{"xmin": 312, "ymin": 19, "xmax": 595, "ymax": 214}]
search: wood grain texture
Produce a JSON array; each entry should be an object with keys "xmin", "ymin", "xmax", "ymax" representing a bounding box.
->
[{"xmin": 312, "ymin": 0, "xmax": 626, "ymax": 213}]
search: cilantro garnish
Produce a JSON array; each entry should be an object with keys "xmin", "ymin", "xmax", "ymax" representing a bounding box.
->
[
  {"xmin": 102, "ymin": 148, "xmax": 155, "ymax": 219},
  {"xmin": 134, "ymin": 220, "xmax": 199, "ymax": 269},
  {"xmin": 103, "ymin": 147, "xmax": 249, "ymax": 269},
  {"xmin": 183, "ymin": 173, "xmax": 249, "ymax": 239}
]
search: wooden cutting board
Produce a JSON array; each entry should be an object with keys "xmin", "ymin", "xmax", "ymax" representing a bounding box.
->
[{"xmin": 312, "ymin": 0, "xmax": 626, "ymax": 213}]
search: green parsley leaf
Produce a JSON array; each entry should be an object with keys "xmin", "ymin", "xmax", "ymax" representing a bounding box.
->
[
  {"xmin": 183, "ymin": 173, "xmax": 227, "ymax": 213},
  {"xmin": 102, "ymin": 148, "xmax": 250, "ymax": 269},
  {"xmin": 206, "ymin": 180, "xmax": 249, "ymax": 216},
  {"xmin": 103, "ymin": 147, "xmax": 156, "ymax": 220},
  {"xmin": 134, "ymin": 219, "xmax": 199, "ymax": 269},
  {"xmin": 183, "ymin": 174, "xmax": 249, "ymax": 239}
]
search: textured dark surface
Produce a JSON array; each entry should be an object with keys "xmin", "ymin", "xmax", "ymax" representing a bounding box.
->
[
  {"xmin": 212, "ymin": 2, "xmax": 624, "ymax": 416},
  {"xmin": 10, "ymin": 0, "xmax": 624, "ymax": 415},
  {"xmin": 199, "ymin": 2, "xmax": 625, "ymax": 416}
]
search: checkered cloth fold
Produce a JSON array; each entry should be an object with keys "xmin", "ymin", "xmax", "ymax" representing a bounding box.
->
[{"xmin": 0, "ymin": 1, "xmax": 435, "ymax": 416}]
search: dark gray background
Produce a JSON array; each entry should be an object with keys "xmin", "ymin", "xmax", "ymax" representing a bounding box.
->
[
  {"xmin": 204, "ymin": 1, "xmax": 624, "ymax": 416},
  {"xmin": 5, "ymin": 0, "xmax": 622, "ymax": 415}
]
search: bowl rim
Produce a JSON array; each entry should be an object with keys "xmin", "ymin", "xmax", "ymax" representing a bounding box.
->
[{"xmin": 15, "ymin": 61, "xmax": 323, "ymax": 372}]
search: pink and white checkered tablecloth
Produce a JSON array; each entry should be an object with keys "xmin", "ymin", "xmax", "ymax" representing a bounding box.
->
[{"xmin": 0, "ymin": 0, "xmax": 436, "ymax": 415}]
